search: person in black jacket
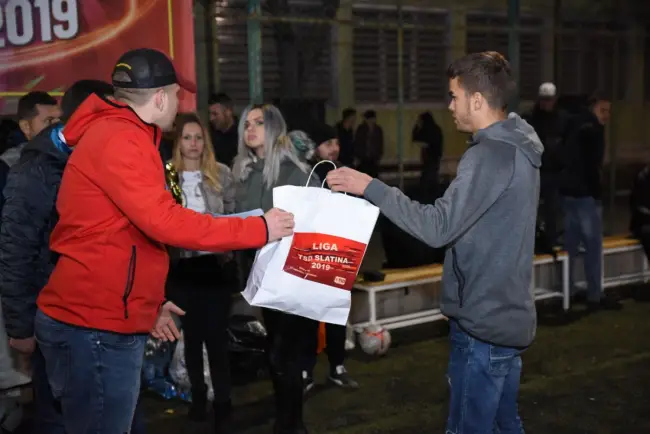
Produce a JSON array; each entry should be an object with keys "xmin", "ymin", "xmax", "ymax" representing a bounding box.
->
[
  {"xmin": 0, "ymin": 80, "xmax": 148, "ymax": 434},
  {"xmin": 335, "ymin": 108, "xmax": 356, "ymax": 167},
  {"xmin": 412, "ymin": 112, "xmax": 443, "ymax": 203},
  {"xmin": 560, "ymin": 93, "xmax": 620, "ymax": 311},
  {"xmin": 208, "ymin": 93, "xmax": 239, "ymax": 168},
  {"xmin": 0, "ymin": 92, "xmax": 60, "ymax": 213},
  {"xmin": 523, "ymin": 83, "xmax": 570, "ymax": 252},
  {"xmin": 289, "ymin": 123, "xmax": 360, "ymax": 393}
]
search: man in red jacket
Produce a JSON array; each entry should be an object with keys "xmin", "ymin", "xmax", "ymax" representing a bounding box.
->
[{"xmin": 34, "ymin": 48, "xmax": 294, "ymax": 434}]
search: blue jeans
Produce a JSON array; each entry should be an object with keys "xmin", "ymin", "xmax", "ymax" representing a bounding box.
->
[
  {"xmin": 34, "ymin": 309, "xmax": 147, "ymax": 434},
  {"xmin": 563, "ymin": 196, "xmax": 603, "ymax": 302},
  {"xmin": 31, "ymin": 345, "xmax": 65, "ymax": 434},
  {"xmin": 446, "ymin": 321, "xmax": 525, "ymax": 434}
]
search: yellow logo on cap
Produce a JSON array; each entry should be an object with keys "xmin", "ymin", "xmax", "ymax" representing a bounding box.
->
[{"xmin": 115, "ymin": 63, "xmax": 132, "ymax": 70}]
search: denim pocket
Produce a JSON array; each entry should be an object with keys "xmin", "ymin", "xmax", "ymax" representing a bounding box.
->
[
  {"xmin": 98, "ymin": 332, "xmax": 140, "ymax": 350},
  {"xmin": 488, "ymin": 345, "xmax": 520, "ymax": 377}
]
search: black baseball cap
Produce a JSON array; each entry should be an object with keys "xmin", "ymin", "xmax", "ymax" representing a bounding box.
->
[{"xmin": 112, "ymin": 48, "xmax": 196, "ymax": 93}]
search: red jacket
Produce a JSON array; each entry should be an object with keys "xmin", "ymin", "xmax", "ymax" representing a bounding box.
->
[{"xmin": 37, "ymin": 95, "xmax": 268, "ymax": 334}]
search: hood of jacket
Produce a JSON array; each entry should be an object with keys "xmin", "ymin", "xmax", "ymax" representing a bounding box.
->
[
  {"xmin": 62, "ymin": 94, "xmax": 161, "ymax": 150},
  {"xmin": 472, "ymin": 113, "xmax": 543, "ymax": 169}
]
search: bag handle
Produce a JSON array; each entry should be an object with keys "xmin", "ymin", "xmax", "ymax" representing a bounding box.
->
[{"xmin": 306, "ymin": 160, "xmax": 337, "ymax": 189}]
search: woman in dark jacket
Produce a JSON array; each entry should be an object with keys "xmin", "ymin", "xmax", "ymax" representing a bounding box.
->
[
  {"xmin": 165, "ymin": 113, "xmax": 238, "ymax": 433},
  {"xmin": 233, "ymin": 104, "xmax": 319, "ymax": 434}
]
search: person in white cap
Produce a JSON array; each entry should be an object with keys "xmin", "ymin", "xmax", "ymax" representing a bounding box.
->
[{"xmin": 523, "ymin": 82, "xmax": 569, "ymax": 254}]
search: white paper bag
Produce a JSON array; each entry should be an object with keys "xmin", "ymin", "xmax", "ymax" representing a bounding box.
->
[{"xmin": 242, "ymin": 162, "xmax": 380, "ymax": 324}]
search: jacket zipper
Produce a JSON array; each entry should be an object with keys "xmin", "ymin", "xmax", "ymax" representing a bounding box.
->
[
  {"xmin": 451, "ymin": 246, "xmax": 466, "ymax": 308},
  {"xmin": 123, "ymin": 246, "xmax": 137, "ymax": 319}
]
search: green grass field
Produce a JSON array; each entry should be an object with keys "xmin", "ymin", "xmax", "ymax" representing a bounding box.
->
[{"xmin": 144, "ymin": 284, "xmax": 650, "ymax": 434}]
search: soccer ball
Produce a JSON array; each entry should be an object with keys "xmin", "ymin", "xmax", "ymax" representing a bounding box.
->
[{"xmin": 358, "ymin": 324, "xmax": 391, "ymax": 356}]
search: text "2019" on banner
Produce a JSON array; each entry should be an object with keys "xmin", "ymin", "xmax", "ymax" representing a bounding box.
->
[{"xmin": 0, "ymin": 0, "xmax": 79, "ymax": 48}]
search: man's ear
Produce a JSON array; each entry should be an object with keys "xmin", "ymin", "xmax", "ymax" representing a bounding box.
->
[
  {"xmin": 472, "ymin": 92, "xmax": 484, "ymax": 111},
  {"xmin": 154, "ymin": 89, "xmax": 166, "ymax": 112},
  {"xmin": 18, "ymin": 119, "xmax": 31, "ymax": 140}
]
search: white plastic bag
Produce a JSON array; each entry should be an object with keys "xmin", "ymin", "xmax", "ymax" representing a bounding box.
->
[
  {"xmin": 242, "ymin": 162, "xmax": 380, "ymax": 325},
  {"xmin": 169, "ymin": 333, "xmax": 214, "ymax": 401}
]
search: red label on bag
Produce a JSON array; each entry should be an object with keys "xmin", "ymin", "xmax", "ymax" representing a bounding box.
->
[{"xmin": 282, "ymin": 233, "xmax": 368, "ymax": 290}]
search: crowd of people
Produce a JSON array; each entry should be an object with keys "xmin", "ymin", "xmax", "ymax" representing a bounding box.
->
[
  {"xmin": 0, "ymin": 44, "xmax": 636, "ymax": 434},
  {"xmin": 0, "ymin": 48, "xmax": 366, "ymax": 434},
  {"xmin": 522, "ymin": 82, "xmax": 623, "ymax": 310}
]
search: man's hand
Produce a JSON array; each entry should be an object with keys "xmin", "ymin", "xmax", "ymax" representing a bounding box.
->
[
  {"xmin": 151, "ymin": 301, "xmax": 185, "ymax": 342},
  {"xmin": 9, "ymin": 337, "xmax": 35, "ymax": 354},
  {"xmin": 264, "ymin": 208, "xmax": 295, "ymax": 242},
  {"xmin": 326, "ymin": 167, "xmax": 373, "ymax": 196}
]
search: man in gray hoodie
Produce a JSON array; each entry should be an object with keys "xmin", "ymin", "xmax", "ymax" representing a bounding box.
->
[{"xmin": 327, "ymin": 51, "xmax": 542, "ymax": 433}]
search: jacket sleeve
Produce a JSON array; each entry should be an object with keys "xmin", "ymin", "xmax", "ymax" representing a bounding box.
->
[
  {"xmin": 0, "ymin": 161, "xmax": 10, "ymax": 214},
  {"xmin": 0, "ymin": 164, "xmax": 55, "ymax": 338},
  {"xmin": 363, "ymin": 143, "xmax": 514, "ymax": 248},
  {"xmin": 95, "ymin": 137, "xmax": 268, "ymax": 252}
]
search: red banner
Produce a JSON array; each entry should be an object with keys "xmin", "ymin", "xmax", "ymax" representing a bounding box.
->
[
  {"xmin": 0, "ymin": 0, "xmax": 196, "ymax": 114},
  {"xmin": 283, "ymin": 232, "xmax": 368, "ymax": 291}
]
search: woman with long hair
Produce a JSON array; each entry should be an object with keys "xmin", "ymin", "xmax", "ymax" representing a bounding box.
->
[
  {"xmin": 234, "ymin": 104, "xmax": 319, "ymax": 434},
  {"xmin": 166, "ymin": 112, "xmax": 238, "ymax": 433}
]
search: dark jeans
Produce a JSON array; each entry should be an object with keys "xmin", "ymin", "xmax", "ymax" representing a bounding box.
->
[
  {"xmin": 563, "ymin": 196, "xmax": 603, "ymax": 302},
  {"xmin": 31, "ymin": 345, "xmax": 65, "ymax": 434},
  {"xmin": 180, "ymin": 289, "xmax": 232, "ymax": 403},
  {"xmin": 34, "ymin": 309, "xmax": 147, "ymax": 434},
  {"xmin": 263, "ymin": 309, "xmax": 319, "ymax": 433},
  {"xmin": 446, "ymin": 321, "xmax": 525, "ymax": 434},
  {"xmin": 303, "ymin": 321, "xmax": 346, "ymax": 374},
  {"xmin": 168, "ymin": 255, "xmax": 237, "ymax": 404}
]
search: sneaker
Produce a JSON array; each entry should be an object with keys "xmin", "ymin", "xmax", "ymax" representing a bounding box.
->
[
  {"xmin": 328, "ymin": 365, "xmax": 359, "ymax": 389},
  {"xmin": 302, "ymin": 370, "xmax": 315, "ymax": 394}
]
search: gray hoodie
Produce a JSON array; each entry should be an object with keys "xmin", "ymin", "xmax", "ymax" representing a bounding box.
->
[{"xmin": 364, "ymin": 113, "xmax": 543, "ymax": 348}]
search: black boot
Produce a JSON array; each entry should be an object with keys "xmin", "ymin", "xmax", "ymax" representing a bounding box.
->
[
  {"xmin": 272, "ymin": 379, "xmax": 308, "ymax": 434},
  {"xmin": 289, "ymin": 381, "xmax": 308, "ymax": 434},
  {"xmin": 272, "ymin": 375, "xmax": 291, "ymax": 434},
  {"xmin": 188, "ymin": 385, "xmax": 207, "ymax": 422},
  {"xmin": 213, "ymin": 400, "xmax": 233, "ymax": 434}
]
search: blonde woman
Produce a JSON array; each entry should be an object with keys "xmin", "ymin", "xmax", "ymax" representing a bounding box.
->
[
  {"xmin": 166, "ymin": 113, "xmax": 237, "ymax": 432},
  {"xmin": 234, "ymin": 104, "xmax": 319, "ymax": 434}
]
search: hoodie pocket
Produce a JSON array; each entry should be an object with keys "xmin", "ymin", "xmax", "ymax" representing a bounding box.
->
[
  {"xmin": 451, "ymin": 247, "xmax": 466, "ymax": 308},
  {"xmin": 123, "ymin": 246, "xmax": 137, "ymax": 319}
]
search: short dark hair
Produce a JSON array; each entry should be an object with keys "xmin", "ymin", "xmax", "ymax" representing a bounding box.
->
[
  {"xmin": 17, "ymin": 91, "xmax": 58, "ymax": 121},
  {"xmin": 60, "ymin": 80, "xmax": 114, "ymax": 123},
  {"xmin": 587, "ymin": 91, "xmax": 610, "ymax": 108},
  {"xmin": 342, "ymin": 108, "xmax": 356, "ymax": 120},
  {"xmin": 364, "ymin": 110, "xmax": 377, "ymax": 120},
  {"xmin": 446, "ymin": 51, "xmax": 516, "ymax": 110},
  {"xmin": 208, "ymin": 92, "xmax": 233, "ymax": 109}
]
